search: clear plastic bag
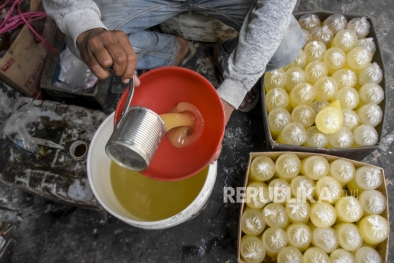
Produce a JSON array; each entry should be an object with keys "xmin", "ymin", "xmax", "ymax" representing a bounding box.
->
[
  {"xmin": 298, "ymin": 14, "xmax": 321, "ymax": 31},
  {"xmin": 311, "ymin": 25, "xmax": 334, "ymax": 46},
  {"xmin": 358, "ymin": 37, "xmax": 376, "ymax": 56},
  {"xmin": 347, "ymin": 17, "xmax": 370, "ymax": 38},
  {"xmin": 0, "ymin": 103, "xmax": 41, "ymax": 153},
  {"xmin": 54, "ymin": 47, "xmax": 98, "ymax": 92},
  {"xmin": 323, "ymin": 14, "xmax": 348, "ymax": 34}
]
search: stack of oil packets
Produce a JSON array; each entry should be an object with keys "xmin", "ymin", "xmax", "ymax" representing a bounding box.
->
[
  {"xmin": 264, "ymin": 14, "xmax": 384, "ymax": 149},
  {"xmin": 238, "ymin": 152, "xmax": 388, "ymax": 263}
]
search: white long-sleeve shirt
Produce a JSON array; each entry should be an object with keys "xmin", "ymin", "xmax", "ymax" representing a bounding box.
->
[{"xmin": 42, "ymin": 0, "xmax": 297, "ymax": 109}]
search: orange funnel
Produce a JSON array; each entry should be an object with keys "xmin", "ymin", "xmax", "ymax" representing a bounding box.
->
[{"xmin": 114, "ymin": 67, "xmax": 225, "ymax": 181}]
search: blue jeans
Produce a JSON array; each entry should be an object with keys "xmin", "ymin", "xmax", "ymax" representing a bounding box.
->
[{"xmin": 93, "ymin": 0, "xmax": 304, "ymax": 71}]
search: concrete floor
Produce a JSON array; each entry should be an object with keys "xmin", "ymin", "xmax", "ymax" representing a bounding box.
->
[{"xmin": 0, "ymin": 0, "xmax": 394, "ymax": 262}]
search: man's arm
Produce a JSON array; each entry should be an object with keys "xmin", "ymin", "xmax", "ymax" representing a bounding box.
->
[
  {"xmin": 211, "ymin": 0, "xmax": 297, "ymax": 162},
  {"xmin": 217, "ymin": 0, "xmax": 298, "ymax": 110},
  {"xmin": 42, "ymin": 0, "xmax": 137, "ymax": 83},
  {"xmin": 42, "ymin": 0, "xmax": 106, "ymax": 52}
]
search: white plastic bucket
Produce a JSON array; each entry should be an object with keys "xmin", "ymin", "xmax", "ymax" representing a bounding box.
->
[{"xmin": 87, "ymin": 113, "xmax": 217, "ymax": 230}]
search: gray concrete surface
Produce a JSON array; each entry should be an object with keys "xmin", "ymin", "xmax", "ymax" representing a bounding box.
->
[{"xmin": 0, "ymin": 0, "xmax": 393, "ymax": 262}]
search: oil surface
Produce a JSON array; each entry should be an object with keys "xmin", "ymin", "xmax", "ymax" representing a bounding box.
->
[{"xmin": 110, "ymin": 162, "xmax": 209, "ymax": 221}]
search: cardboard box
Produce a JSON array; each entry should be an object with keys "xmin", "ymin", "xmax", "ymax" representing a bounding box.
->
[
  {"xmin": 261, "ymin": 12, "xmax": 386, "ymax": 161},
  {"xmin": 237, "ymin": 152, "xmax": 389, "ymax": 263},
  {"xmin": 0, "ymin": 0, "xmax": 57, "ymax": 98}
]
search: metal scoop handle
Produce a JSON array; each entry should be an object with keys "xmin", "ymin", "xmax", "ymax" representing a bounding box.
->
[{"xmin": 116, "ymin": 78, "xmax": 134, "ymax": 129}]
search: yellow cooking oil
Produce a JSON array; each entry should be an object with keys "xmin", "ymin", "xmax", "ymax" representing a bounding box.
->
[
  {"xmin": 160, "ymin": 112, "xmax": 194, "ymax": 131},
  {"xmin": 110, "ymin": 161, "xmax": 209, "ymax": 221},
  {"xmin": 158, "ymin": 102, "xmax": 204, "ymax": 148}
]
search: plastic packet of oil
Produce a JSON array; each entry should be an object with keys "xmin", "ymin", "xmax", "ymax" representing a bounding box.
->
[
  {"xmin": 298, "ymin": 14, "xmax": 321, "ymax": 31},
  {"xmin": 358, "ymin": 37, "xmax": 376, "ymax": 56},
  {"xmin": 323, "ymin": 14, "xmax": 348, "ymax": 34},
  {"xmin": 0, "ymin": 103, "xmax": 41, "ymax": 153},
  {"xmin": 311, "ymin": 25, "xmax": 334, "ymax": 46},
  {"xmin": 347, "ymin": 17, "xmax": 371, "ymax": 38}
]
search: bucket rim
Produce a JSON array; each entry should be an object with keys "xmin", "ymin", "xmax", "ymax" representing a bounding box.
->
[{"xmin": 88, "ymin": 113, "xmax": 217, "ymax": 230}]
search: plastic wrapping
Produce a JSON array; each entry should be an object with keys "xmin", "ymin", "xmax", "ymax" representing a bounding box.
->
[
  {"xmin": 359, "ymin": 83, "xmax": 384, "ymax": 105},
  {"xmin": 304, "ymin": 41, "xmax": 326, "ymax": 62},
  {"xmin": 358, "ymin": 37, "xmax": 376, "ymax": 56},
  {"xmin": 312, "ymin": 227, "xmax": 339, "ymax": 253},
  {"xmin": 298, "ymin": 14, "xmax": 321, "ymax": 31},
  {"xmin": 288, "ymin": 50, "xmax": 307, "ymax": 69},
  {"xmin": 323, "ymin": 14, "xmax": 348, "ymax": 34},
  {"xmin": 0, "ymin": 103, "xmax": 40, "ymax": 153},
  {"xmin": 241, "ymin": 208, "xmax": 265, "ymax": 235},
  {"xmin": 347, "ymin": 17, "xmax": 371, "ymax": 38},
  {"xmin": 358, "ymin": 62, "xmax": 383, "ymax": 85},
  {"xmin": 54, "ymin": 47, "xmax": 98, "ymax": 92},
  {"xmin": 311, "ymin": 25, "xmax": 334, "ymax": 46},
  {"xmin": 332, "ymin": 30, "xmax": 358, "ymax": 52},
  {"xmin": 355, "ymin": 247, "xmax": 382, "ymax": 263}
]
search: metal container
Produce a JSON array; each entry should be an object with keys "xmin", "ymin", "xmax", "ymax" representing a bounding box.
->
[{"xmin": 105, "ymin": 107, "xmax": 166, "ymax": 171}]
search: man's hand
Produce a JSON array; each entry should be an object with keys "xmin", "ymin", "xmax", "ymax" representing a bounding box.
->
[
  {"xmin": 77, "ymin": 28, "xmax": 138, "ymax": 84},
  {"xmin": 211, "ymin": 99, "xmax": 235, "ymax": 164}
]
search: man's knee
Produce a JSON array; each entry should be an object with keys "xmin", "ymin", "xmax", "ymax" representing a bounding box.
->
[{"xmin": 266, "ymin": 16, "xmax": 305, "ymax": 71}]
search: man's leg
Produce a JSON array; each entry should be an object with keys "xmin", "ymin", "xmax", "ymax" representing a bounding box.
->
[{"xmin": 87, "ymin": 0, "xmax": 190, "ymax": 69}]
